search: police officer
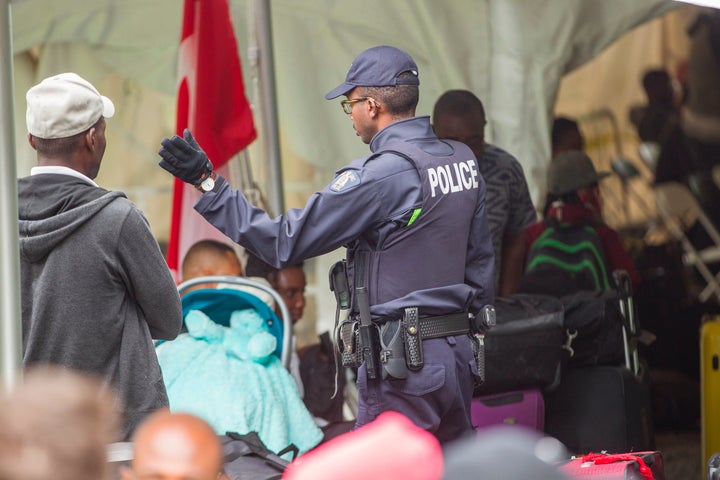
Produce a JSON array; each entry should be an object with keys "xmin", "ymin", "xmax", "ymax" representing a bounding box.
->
[{"xmin": 158, "ymin": 45, "xmax": 495, "ymax": 443}]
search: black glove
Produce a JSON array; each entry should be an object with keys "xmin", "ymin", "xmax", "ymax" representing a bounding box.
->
[{"xmin": 158, "ymin": 129, "xmax": 213, "ymax": 186}]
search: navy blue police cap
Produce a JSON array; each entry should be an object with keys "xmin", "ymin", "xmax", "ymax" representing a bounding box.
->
[{"xmin": 325, "ymin": 45, "xmax": 419, "ymax": 100}]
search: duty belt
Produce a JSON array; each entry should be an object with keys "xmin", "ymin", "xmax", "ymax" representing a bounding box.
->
[
  {"xmin": 417, "ymin": 312, "xmax": 470, "ymax": 339},
  {"xmin": 404, "ymin": 309, "xmax": 470, "ymax": 372},
  {"xmin": 336, "ymin": 309, "xmax": 472, "ymax": 375}
]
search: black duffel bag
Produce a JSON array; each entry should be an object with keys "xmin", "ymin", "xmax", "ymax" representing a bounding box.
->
[
  {"xmin": 475, "ymin": 293, "xmax": 565, "ymax": 395},
  {"xmin": 221, "ymin": 431, "xmax": 297, "ymax": 480},
  {"xmin": 560, "ymin": 289, "xmax": 627, "ymax": 369}
]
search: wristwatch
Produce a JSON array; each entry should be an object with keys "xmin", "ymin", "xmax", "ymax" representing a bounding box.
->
[{"xmin": 197, "ymin": 172, "xmax": 216, "ymax": 193}]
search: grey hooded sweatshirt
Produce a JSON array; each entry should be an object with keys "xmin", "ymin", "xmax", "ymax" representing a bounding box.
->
[{"xmin": 18, "ymin": 172, "xmax": 182, "ymax": 439}]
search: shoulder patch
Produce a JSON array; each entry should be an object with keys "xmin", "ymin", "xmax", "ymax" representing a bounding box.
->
[{"xmin": 330, "ymin": 170, "xmax": 361, "ymax": 192}]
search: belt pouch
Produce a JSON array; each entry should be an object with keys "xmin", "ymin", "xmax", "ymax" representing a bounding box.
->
[
  {"xmin": 379, "ymin": 320, "xmax": 407, "ymax": 379},
  {"xmin": 338, "ymin": 320, "xmax": 361, "ymax": 369},
  {"xmin": 472, "ymin": 333, "xmax": 486, "ymax": 385},
  {"xmin": 403, "ymin": 307, "xmax": 424, "ymax": 371}
]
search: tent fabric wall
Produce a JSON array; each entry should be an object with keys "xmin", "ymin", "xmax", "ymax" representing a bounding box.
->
[
  {"xmin": 269, "ymin": 0, "xmax": 678, "ymax": 204},
  {"xmin": 10, "ymin": 0, "xmax": 677, "ymax": 209},
  {"xmin": 7, "ymin": 0, "xmax": 680, "ymax": 344}
]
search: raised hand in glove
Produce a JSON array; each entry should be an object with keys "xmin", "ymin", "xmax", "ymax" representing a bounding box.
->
[{"xmin": 158, "ymin": 129, "xmax": 213, "ymax": 186}]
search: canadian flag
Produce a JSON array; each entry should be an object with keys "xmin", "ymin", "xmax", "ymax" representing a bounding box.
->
[{"xmin": 166, "ymin": 0, "xmax": 257, "ymax": 280}]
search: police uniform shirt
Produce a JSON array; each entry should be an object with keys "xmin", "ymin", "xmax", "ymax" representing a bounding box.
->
[{"xmin": 194, "ymin": 116, "xmax": 494, "ymax": 316}]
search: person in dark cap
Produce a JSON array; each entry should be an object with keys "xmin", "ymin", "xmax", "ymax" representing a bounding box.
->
[
  {"xmin": 523, "ymin": 150, "xmax": 640, "ymax": 291},
  {"xmin": 157, "ymin": 45, "xmax": 495, "ymax": 443},
  {"xmin": 18, "ymin": 72, "xmax": 182, "ymax": 440},
  {"xmin": 442, "ymin": 425, "xmax": 570, "ymax": 480}
]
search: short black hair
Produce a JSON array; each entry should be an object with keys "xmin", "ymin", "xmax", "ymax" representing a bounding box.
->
[
  {"xmin": 244, "ymin": 253, "xmax": 275, "ymax": 278},
  {"xmin": 266, "ymin": 263, "xmax": 305, "ymax": 288},
  {"xmin": 551, "ymin": 117, "xmax": 580, "ymax": 148},
  {"xmin": 433, "ymin": 89, "xmax": 486, "ymax": 120},
  {"xmin": 362, "ymin": 72, "xmax": 419, "ymax": 117},
  {"xmin": 641, "ymin": 69, "xmax": 673, "ymax": 104},
  {"xmin": 31, "ymin": 130, "xmax": 85, "ymax": 157},
  {"xmin": 31, "ymin": 118, "xmax": 103, "ymax": 157},
  {"xmin": 245, "ymin": 253, "xmax": 305, "ymax": 288},
  {"xmin": 642, "ymin": 69, "xmax": 671, "ymax": 93}
]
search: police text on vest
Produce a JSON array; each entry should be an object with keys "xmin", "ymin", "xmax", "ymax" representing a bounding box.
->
[{"xmin": 427, "ymin": 160, "xmax": 479, "ymax": 197}]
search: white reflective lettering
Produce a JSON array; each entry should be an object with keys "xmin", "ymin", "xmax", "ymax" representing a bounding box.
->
[
  {"xmin": 450, "ymin": 163, "xmax": 462, "ymax": 192},
  {"xmin": 429, "ymin": 161, "xmax": 479, "ymax": 197},
  {"xmin": 459, "ymin": 161, "xmax": 472, "ymax": 189},
  {"xmin": 467, "ymin": 160, "xmax": 479, "ymax": 188},
  {"xmin": 428, "ymin": 168, "xmax": 439, "ymax": 197},
  {"xmin": 437, "ymin": 165, "xmax": 449, "ymax": 194}
]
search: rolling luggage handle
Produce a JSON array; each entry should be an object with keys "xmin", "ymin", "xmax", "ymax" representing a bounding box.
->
[{"xmin": 613, "ymin": 269, "xmax": 639, "ymax": 376}]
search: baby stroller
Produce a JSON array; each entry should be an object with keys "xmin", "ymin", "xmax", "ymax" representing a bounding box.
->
[
  {"xmin": 157, "ymin": 275, "xmax": 323, "ymax": 455},
  {"xmin": 176, "ymin": 275, "xmax": 293, "ymax": 368},
  {"xmin": 108, "ymin": 276, "xmax": 323, "ymax": 470}
]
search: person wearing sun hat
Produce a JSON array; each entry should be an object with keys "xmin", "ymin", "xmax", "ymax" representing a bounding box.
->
[
  {"xmin": 545, "ymin": 150, "xmax": 611, "ymax": 199},
  {"xmin": 157, "ymin": 45, "xmax": 495, "ymax": 444},
  {"xmin": 18, "ymin": 72, "xmax": 182, "ymax": 440},
  {"xmin": 522, "ymin": 150, "xmax": 641, "ymax": 291}
]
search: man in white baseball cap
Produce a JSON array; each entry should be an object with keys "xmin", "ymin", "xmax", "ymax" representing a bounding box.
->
[
  {"xmin": 25, "ymin": 72, "xmax": 115, "ymax": 179},
  {"xmin": 26, "ymin": 72, "xmax": 115, "ymax": 140},
  {"xmin": 18, "ymin": 72, "xmax": 182, "ymax": 439}
]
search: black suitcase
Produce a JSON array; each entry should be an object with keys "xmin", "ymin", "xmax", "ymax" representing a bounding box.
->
[
  {"xmin": 544, "ymin": 271, "xmax": 655, "ymax": 454},
  {"xmin": 474, "ymin": 293, "xmax": 565, "ymax": 395},
  {"xmin": 544, "ymin": 365, "xmax": 655, "ymax": 454}
]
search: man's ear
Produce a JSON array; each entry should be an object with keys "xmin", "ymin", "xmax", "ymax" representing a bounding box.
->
[
  {"xmin": 27, "ymin": 133, "xmax": 37, "ymax": 150},
  {"xmin": 85, "ymin": 127, "xmax": 96, "ymax": 150}
]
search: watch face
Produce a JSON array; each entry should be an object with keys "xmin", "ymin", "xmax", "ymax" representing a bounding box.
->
[{"xmin": 201, "ymin": 177, "xmax": 215, "ymax": 192}]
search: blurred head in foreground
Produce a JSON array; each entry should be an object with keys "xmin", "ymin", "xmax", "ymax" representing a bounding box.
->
[
  {"xmin": 122, "ymin": 411, "xmax": 223, "ymax": 480},
  {"xmin": 282, "ymin": 411, "xmax": 443, "ymax": 480},
  {"xmin": 0, "ymin": 366, "xmax": 121, "ymax": 480},
  {"xmin": 443, "ymin": 425, "xmax": 569, "ymax": 480}
]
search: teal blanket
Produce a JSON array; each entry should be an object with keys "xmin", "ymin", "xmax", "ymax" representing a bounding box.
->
[{"xmin": 156, "ymin": 309, "xmax": 323, "ymax": 456}]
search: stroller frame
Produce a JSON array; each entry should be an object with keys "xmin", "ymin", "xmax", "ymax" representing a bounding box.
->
[{"xmin": 177, "ymin": 275, "xmax": 293, "ymax": 369}]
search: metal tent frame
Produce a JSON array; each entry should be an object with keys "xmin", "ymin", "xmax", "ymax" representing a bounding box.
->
[{"xmin": 0, "ymin": 0, "xmax": 284, "ymax": 388}]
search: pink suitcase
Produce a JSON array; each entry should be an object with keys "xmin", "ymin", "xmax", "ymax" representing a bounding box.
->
[
  {"xmin": 471, "ymin": 389, "xmax": 544, "ymax": 432},
  {"xmin": 561, "ymin": 451, "xmax": 664, "ymax": 480}
]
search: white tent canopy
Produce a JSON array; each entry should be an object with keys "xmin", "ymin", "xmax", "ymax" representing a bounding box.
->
[
  {"xmin": 8, "ymin": 0, "xmax": 677, "ymax": 204},
  {"xmin": 2, "ymin": 0, "xmax": 680, "ymax": 381}
]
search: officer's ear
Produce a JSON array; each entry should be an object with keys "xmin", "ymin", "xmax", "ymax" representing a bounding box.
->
[{"xmin": 368, "ymin": 98, "xmax": 381, "ymax": 116}]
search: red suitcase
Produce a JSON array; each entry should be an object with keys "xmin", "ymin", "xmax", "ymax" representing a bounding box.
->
[
  {"xmin": 561, "ymin": 451, "xmax": 664, "ymax": 480},
  {"xmin": 471, "ymin": 389, "xmax": 544, "ymax": 432}
]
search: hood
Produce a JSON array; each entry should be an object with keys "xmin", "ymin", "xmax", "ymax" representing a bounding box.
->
[{"xmin": 18, "ymin": 175, "xmax": 126, "ymax": 263}]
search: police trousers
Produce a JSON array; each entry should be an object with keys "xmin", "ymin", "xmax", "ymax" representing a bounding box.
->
[{"xmin": 354, "ymin": 334, "xmax": 478, "ymax": 444}]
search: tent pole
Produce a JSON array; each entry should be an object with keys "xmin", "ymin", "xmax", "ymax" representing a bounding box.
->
[
  {"xmin": 0, "ymin": 0, "xmax": 22, "ymax": 389},
  {"xmin": 253, "ymin": 0, "xmax": 284, "ymax": 216}
]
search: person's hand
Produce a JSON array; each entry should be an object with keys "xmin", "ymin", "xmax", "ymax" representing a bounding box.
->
[{"xmin": 158, "ymin": 129, "xmax": 213, "ymax": 186}]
